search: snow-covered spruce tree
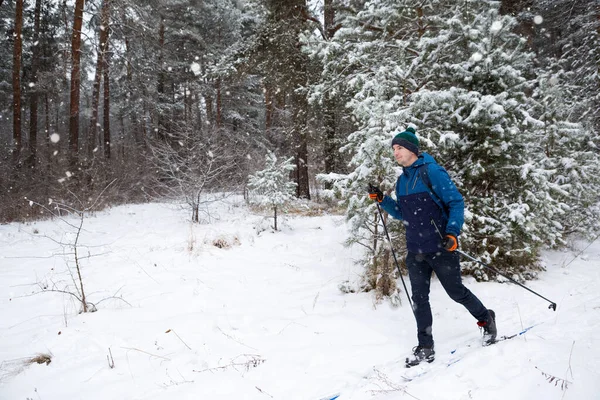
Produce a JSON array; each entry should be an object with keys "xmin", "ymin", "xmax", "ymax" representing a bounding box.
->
[
  {"xmin": 248, "ymin": 152, "xmax": 297, "ymax": 231},
  {"xmin": 515, "ymin": 2, "xmax": 600, "ymax": 243},
  {"xmin": 310, "ymin": 0, "xmax": 597, "ymax": 285},
  {"xmin": 507, "ymin": 2, "xmax": 600, "ymax": 240},
  {"xmin": 394, "ymin": 3, "xmax": 540, "ymax": 278},
  {"xmin": 394, "ymin": 1, "xmax": 589, "ymax": 279},
  {"xmin": 309, "ymin": 0, "xmax": 441, "ymax": 299},
  {"xmin": 532, "ymin": 0, "xmax": 600, "ymax": 133},
  {"xmin": 527, "ymin": 70, "xmax": 600, "ymax": 240}
]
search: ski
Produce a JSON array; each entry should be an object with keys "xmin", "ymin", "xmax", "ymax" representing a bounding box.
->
[
  {"xmin": 318, "ymin": 393, "xmax": 340, "ymax": 400},
  {"xmin": 402, "ymin": 324, "xmax": 540, "ymax": 378},
  {"xmin": 483, "ymin": 323, "xmax": 539, "ymax": 346}
]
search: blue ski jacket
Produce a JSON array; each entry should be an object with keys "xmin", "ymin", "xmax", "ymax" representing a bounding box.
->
[{"xmin": 380, "ymin": 152, "xmax": 465, "ymax": 254}]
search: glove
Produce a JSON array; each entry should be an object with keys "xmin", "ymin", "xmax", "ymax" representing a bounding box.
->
[
  {"xmin": 368, "ymin": 184, "xmax": 384, "ymax": 202},
  {"xmin": 443, "ymin": 234, "xmax": 458, "ymax": 252}
]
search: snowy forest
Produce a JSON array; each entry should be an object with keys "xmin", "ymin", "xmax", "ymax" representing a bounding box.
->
[{"xmin": 1, "ymin": 0, "xmax": 599, "ymax": 293}]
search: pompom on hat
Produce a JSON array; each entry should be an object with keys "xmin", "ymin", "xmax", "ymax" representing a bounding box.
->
[{"xmin": 391, "ymin": 126, "xmax": 419, "ymax": 155}]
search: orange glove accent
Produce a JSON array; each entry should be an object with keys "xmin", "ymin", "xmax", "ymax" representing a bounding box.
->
[
  {"xmin": 369, "ymin": 193, "xmax": 383, "ymax": 202},
  {"xmin": 367, "ymin": 184, "xmax": 384, "ymax": 202},
  {"xmin": 443, "ymin": 234, "xmax": 458, "ymax": 252}
]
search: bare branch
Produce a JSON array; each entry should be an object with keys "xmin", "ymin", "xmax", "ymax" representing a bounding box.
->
[
  {"xmin": 87, "ymin": 178, "xmax": 118, "ymax": 211},
  {"xmin": 165, "ymin": 329, "xmax": 192, "ymax": 350},
  {"xmin": 192, "ymin": 354, "xmax": 265, "ymax": 374},
  {"xmin": 121, "ymin": 347, "xmax": 170, "ymax": 361},
  {"xmin": 107, "ymin": 348, "xmax": 115, "ymax": 369}
]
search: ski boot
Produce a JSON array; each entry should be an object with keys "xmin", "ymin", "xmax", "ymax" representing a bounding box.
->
[
  {"xmin": 478, "ymin": 309, "xmax": 497, "ymax": 345},
  {"xmin": 405, "ymin": 345, "xmax": 435, "ymax": 367}
]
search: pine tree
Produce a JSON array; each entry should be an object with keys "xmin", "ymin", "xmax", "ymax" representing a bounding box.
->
[
  {"xmin": 539, "ymin": 0, "xmax": 600, "ymax": 132},
  {"xmin": 402, "ymin": 1, "xmax": 600, "ymax": 278},
  {"xmin": 247, "ymin": 0, "xmax": 313, "ymax": 199},
  {"xmin": 311, "ymin": 0, "xmax": 599, "ymax": 284},
  {"xmin": 528, "ymin": 69, "xmax": 600, "ymax": 240},
  {"xmin": 394, "ymin": 2, "xmax": 548, "ymax": 279},
  {"xmin": 308, "ymin": 0, "xmax": 432, "ymax": 296},
  {"xmin": 68, "ymin": 0, "xmax": 85, "ymax": 164},
  {"xmin": 248, "ymin": 152, "xmax": 297, "ymax": 231},
  {"xmin": 12, "ymin": 0, "xmax": 24, "ymax": 165},
  {"xmin": 0, "ymin": 2, "xmax": 13, "ymax": 134}
]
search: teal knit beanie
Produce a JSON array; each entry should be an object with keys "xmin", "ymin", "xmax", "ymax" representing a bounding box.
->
[{"xmin": 391, "ymin": 127, "xmax": 419, "ymax": 155}]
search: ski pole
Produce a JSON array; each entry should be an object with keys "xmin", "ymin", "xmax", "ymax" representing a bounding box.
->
[
  {"xmin": 455, "ymin": 250, "xmax": 557, "ymax": 311},
  {"xmin": 375, "ymin": 202, "xmax": 414, "ymax": 312},
  {"xmin": 431, "ymin": 218, "xmax": 557, "ymax": 311}
]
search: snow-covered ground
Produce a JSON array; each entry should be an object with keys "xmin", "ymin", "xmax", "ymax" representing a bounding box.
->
[{"xmin": 1, "ymin": 198, "xmax": 599, "ymax": 400}]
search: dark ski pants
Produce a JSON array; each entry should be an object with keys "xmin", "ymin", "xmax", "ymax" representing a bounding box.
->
[{"xmin": 406, "ymin": 251, "xmax": 489, "ymax": 348}]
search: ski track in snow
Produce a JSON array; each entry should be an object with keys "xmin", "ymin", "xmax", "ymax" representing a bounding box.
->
[{"xmin": 1, "ymin": 199, "xmax": 599, "ymax": 400}]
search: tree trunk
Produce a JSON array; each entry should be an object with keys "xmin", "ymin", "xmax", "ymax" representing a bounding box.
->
[
  {"xmin": 293, "ymin": 83, "xmax": 310, "ymax": 198},
  {"xmin": 12, "ymin": 0, "xmax": 24, "ymax": 166},
  {"xmin": 216, "ymin": 25, "xmax": 223, "ymax": 128},
  {"xmin": 156, "ymin": 18, "xmax": 167, "ymax": 140},
  {"xmin": 322, "ymin": 0, "xmax": 338, "ymax": 183},
  {"xmin": 69, "ymin": 0, "xmax": 86, "ymax": 164},
  {"xmin": 323, "ymin": 96, "xmax": 337, "ymax": 179},
  {"xmin": 121, "ymin": 12, "xmax": 144, "ymax": 149},
  {"xmin": 103, "ymin": 34, "xmax": 111, "ymax": 160},
  {"xmin": 205, "ymin": 94, "xmax": 214, "ymax": 125},
  {"xmin": 263, "ymin": 0, "xmax": 311, "ymax": 198},
  {"xmin": 294, "ymin": 105, "xmax": 310, "ymax": 199},
  {"xmin": 499, "ymin": 0, "xmax": 535, "ymax": 47},
  {"xmin": 28, "ymin": 0, "xmax": 43, "ymax": 169},
  {"xmin": 216, "ymin": 78, "xmax": 222, "ymax": 128},
  {"xmin": 290, "ymin": 0, "xmax": 311, "ymax": 198},
  {"xmin": 264, "ymin": 83, "xmax": 273, "ymax": 132},
  {"xmin": 44, "ymin": 93, "xmax": 51, "ymax": 160},
  {"xmin": 183, "ymin": 83, "xmax": 188, "ymax": 124},
  {"xmin": 88, "ymin": 0, "xmax": 111, "ymax": 158}
]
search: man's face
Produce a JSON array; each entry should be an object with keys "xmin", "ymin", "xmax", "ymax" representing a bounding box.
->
[{"xmin": 393, "ymin": 144, "xmax": 417, "ymax": 167}]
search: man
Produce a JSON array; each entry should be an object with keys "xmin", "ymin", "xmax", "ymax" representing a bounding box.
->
[{"xmin": 368, "ymin": 126, "xmax": 497, "ymax": 367}]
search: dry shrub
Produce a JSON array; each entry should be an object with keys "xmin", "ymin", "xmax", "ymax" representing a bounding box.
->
[
  {"xmin": 27, "ymin": 353, "xmax": 52, "ymax": 366},
  {"xmin": 283, "ymin": 201, "xmax": 345, "ymax": 216},
  {"xmin": 0, "ymin": 353, "xmax": 53, "ymax": 382},
  {"xmin": 211, "ymin": 235, "xmax": 240, "ymax": 249}
]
